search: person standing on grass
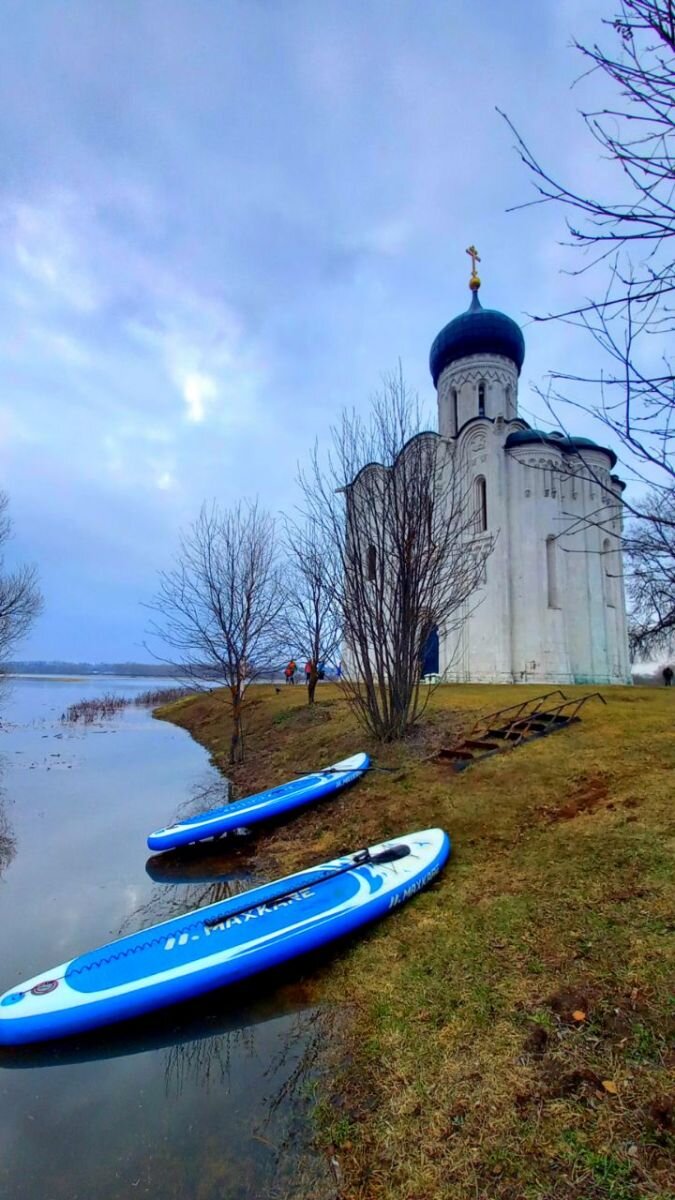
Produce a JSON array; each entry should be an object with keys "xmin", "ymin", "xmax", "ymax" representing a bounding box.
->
[
  {"xmin": 304, "ymin": 660, "xmax": 312, "ymax": 685},
  {"xmin": 662, "ymin": 665, "xmax": 673, "ymax": 687}
]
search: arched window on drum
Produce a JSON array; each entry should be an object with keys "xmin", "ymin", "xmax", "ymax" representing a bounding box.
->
[{"xmin": 475, "ymin": 476, "xmax": 487, "ymax": 533}]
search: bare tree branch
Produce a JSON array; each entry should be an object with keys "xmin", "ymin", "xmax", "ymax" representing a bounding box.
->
[
  {"xmin": 279, "ymin": 517, "xmax": 341, "ymax": 704},
  {"xmin": 503, "ymin": 1, "xmax": 675, "ymax": 654},
  {"xmin": 0, "ymin": 491, "xmax": 43, "ymax": 665},
  {"xmin": 146, "ymin": 501, "xmax": 283, "ymax": 762},
  {"xmin": 299, "ymin": 367, "xmax": 493, "ymax": 741}
]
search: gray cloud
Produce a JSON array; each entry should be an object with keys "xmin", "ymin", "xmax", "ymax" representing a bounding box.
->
[{"xmin": 0, "ymin": 0, "xmax": 617, "ymax": 657}]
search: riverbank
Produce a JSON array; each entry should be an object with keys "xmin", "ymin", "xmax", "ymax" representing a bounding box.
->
[
  {"xmin": 157, "ymin": 683, "xmax": 673, "ymax": 1200},
  {"xmin": 1, "ymin": 675, "xmax": 335, "ymax": 1200}
]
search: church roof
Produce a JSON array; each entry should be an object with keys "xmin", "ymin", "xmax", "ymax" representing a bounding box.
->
[
  {"xmin": 429, "ymin": 289, "xmax": 525, "ymax": 386},
  {"xmin": 504, "ymin": 428, "xmax": 617, "ymax": 468}
]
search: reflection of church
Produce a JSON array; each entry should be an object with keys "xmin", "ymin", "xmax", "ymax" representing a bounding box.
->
[{"xmin": 424, "ymin": 249, "xmax": 630, "ymax": 684}]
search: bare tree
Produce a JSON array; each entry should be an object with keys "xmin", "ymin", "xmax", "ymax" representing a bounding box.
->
[
  {"xmin": 0, "ymin": 491, "xmax": 42, "ymax": 665},
  {"xmin": 501, "ymin": 0, "xmax": 675, "ymax": 653},
  {"xmin": 624, "ymin": 485, "xmax": 675, "ymax": 653},
  {"xmin": 280, "ymin": 518, "xmax": 341, "ymax": 704},
  {"xmin": 147, "ymin": 501, "xmax": 283, "ymax": 763},
  {"xmin": 300, "ymin": 368, "xmax": 493, "ymax": 742}
]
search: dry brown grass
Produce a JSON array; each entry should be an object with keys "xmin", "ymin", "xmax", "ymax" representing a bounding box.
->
[{"xmin": 157, "ymin": 683, "xmax": 674, "ymax": 1200}]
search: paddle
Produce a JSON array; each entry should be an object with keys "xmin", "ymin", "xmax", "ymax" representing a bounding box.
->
[
  {"xmin": 203, "ymin": 842, "xmax": 411, "ymax": 928},
  {"xmin": 20, "ymin": 844, "xmax": 413, "ymax": 989},
  {"xmin": 290, "ymin": 764, "xmax": 402, "ymax": 775}
]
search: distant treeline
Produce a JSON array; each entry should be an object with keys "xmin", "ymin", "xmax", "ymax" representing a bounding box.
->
[
  {"xmin": 3, "ymin": 660, "xmax": 292, "ymax": 680},
  {"xmin": 3, "ymin": 661, "xmax": 178, "ymax": 677}
]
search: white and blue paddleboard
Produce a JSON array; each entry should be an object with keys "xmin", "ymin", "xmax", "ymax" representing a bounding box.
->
[
  {"xmin": 147, "ymin": 752, "xmax": 370, "ymax": 852},
  {"xmin": 0, "ymin": 828, "xmax": 450, "ymax": 1046}
]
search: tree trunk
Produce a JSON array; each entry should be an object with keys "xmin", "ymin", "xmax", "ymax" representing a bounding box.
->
[
  {"xmin": 229, "ymin": 688, "xmax": 244, "ymax": 763},
  {"xmin": 307, "ymin": 669, "xmax": 318, "ymax": 704}
]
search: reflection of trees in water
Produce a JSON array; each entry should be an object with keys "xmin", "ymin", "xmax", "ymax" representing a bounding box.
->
[
  {"xmin": 257, "ymin": 1007, "xmax": 338, "ymax": 1200},
  {"xmin": 120, "ymin": 873, "xmax": 253, "ymax": 936},
  {"xmin": 117, "ymin": 785, "xmax": 337, "ymax": 1199},
  {"xmin": 162, "ymin": 1004, "xmax": 337, "ymax": 1199},
  {"xmin": 174, "ymin": 771, "xmax": 232, "ymax": 823},
  {"xmin": 0, "ymin": 757, "xmax": 15, "ymax": 879},
  {"xmin": 163, "ymin": 1017, "xmax": 258, "ymax": 1098},
  {"xmin": 161, "ymin": 1002, "xmax": 331, "ymax": 1102}
]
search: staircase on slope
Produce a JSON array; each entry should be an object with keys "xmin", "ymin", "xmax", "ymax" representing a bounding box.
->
[{"xmin": 436, "ymin": 690, "xmax": 607, "ymax": 771}]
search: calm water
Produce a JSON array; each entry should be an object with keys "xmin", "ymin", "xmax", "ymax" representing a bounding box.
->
[{"xmin": 0, "ymin": 677, "xmax": 333, "ymax": 1200}]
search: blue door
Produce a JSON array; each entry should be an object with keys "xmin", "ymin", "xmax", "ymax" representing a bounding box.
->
[{"xmin": 421, "ymin": 626, "xmax": 439, "ymax": 676}]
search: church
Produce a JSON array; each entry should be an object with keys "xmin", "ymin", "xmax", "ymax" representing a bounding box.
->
[{"xmin": 422, "ymin": 249, "xmax": 630, "ymax": 684}]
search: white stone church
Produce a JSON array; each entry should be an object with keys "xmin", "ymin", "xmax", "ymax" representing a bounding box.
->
[{"xmin": 417, "ymin": 256, "xmax": 630, "ymax": 684}]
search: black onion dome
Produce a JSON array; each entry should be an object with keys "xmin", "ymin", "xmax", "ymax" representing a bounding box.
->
[{"xmin": 429, "ymin": 290, "xmax": 525, "ymax": 386}]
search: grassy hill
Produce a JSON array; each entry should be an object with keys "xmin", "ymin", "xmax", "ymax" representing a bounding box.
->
[{"xmin": 157, "ymin": 683, "xmax": 673, "ymax": 1200}]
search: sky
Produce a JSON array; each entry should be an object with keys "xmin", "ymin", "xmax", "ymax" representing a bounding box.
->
[{"xmin": 0, "ymin": 0, "xmax": 631, "ymax": 660}]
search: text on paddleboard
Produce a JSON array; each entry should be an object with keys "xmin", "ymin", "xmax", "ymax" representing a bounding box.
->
[{"xmin": 163, "ymin": 887, "xmax": 315, "ymax": 951}]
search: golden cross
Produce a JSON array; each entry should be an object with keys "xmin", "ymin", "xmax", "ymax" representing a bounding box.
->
[{"xmin": 466, "ymin": 244, "xmax": 481, "ymax": 276}]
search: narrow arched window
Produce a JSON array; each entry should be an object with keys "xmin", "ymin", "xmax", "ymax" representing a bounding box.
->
[
  {"xmin": 478, "ymin": 381, "xmax": 486, "ymax": 417},
  {"xmin": 505, "ymin": 384, "xmax": 512, "ymax": 411},
  {"xmin": 367, "ymin": 544, "xmax": 377, "ymax": 582},
  {"xmin": 475, "ymin": 476, "xmax": 487, "ymax": 533},
  {"xmin": 603, "ymin": 538, "xmax": 614, "ymax": 607},
  {"xmin": 451, "ymin": 388, "xmax": 458, "ymax": 433},
  {"xmin": 546, "ymin": 535, "xmax": 559, "ymax": 608}
]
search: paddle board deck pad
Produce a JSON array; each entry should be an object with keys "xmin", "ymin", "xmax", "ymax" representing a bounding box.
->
[
  {"xmin": 0, "ymin": 828, "xmax": 450, "ymax": 1045},
  {"xmin": 147, "ymin": 752, "xmax": 370, "ymax": 851}
]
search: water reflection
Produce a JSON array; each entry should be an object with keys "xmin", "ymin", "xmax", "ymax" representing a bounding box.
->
[
  {"xmin": 174, "ymin": 769, "xmax": 232, "ymax": 820},
  {"xmin": 120, "ymin": 871, "xmax": 254, "ymax": 933},
  {"xmin": 0, "ymin": 986, "xmax": 336, "ymax": 1198},
  {"xmin": 145, "ymin": 852, "xmax": 254, "ymax": 885},
  {"xmin": 0, "ymin": 677, "xmax": 333, "ymax": 1200},
  {"xmin": 0, "ymin": 758, "xmax": 15, "ymax": 878},
  {"xmin": 0, "ymin": 976, "xmax": 322, "ymax": 1083}
]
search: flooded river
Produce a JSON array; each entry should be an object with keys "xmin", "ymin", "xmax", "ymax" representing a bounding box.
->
[{"xmin": 0, "ymin": 677, "xmax": 333, "ymax": 1199}]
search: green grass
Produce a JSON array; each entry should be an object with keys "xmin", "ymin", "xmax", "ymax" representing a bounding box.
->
[{"xmin": 161, "ymin": 683, "xmax": 675, "ymax": 1199}]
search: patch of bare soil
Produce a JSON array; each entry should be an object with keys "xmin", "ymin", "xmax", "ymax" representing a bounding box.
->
[
  {"xmin": 546, "ymin": 985, "xmax": 595, "ymax": 1023},
  {"xmin": 537, "ymin": 772, "xmax": 611, "ymax": 822}
]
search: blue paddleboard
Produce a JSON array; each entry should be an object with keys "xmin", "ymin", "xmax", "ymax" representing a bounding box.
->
[
  {"xmin": 0, "ymin": 828, "xmax": 450, "ymax": 1045},
  {"xmin": 147, "ymin": 751, "xmax": 370, "ymax": 852}
]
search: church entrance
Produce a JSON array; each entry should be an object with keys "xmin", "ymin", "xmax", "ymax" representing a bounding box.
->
[{"xmin": 421, "ymin": 625, "xmax": 439, "ymax": 676}]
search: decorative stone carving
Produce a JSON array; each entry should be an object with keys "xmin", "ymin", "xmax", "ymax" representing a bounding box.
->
[
  {"xmin": 441, "ymin": 362, "xmax": 517, "ymax": 390},
  {"xmin": 467, "ymin": 430, "xmax": 487, "ymax": 453}
]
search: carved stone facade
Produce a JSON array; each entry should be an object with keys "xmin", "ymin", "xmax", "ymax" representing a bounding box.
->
[
  {"xmin": 437, "ymin": 353, "xmax": 518, "ymax": 437},
  {"xmin": 347, "ymin": 280, "xmax": 631, "ymax": 685},
  {"xmin": 434, "ymin": 358, "xmax": 631, "ymax": 685}
]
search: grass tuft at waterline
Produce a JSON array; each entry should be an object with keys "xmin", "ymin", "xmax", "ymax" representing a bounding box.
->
[{"xmin": 157, "ymin": 683, "xmax": 674, "ymax": 1200}]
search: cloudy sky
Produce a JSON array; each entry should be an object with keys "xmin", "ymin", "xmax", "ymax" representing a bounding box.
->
[{"xmin": 0, "ymin": 0, "xmax": 624, "ymax": 660}]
